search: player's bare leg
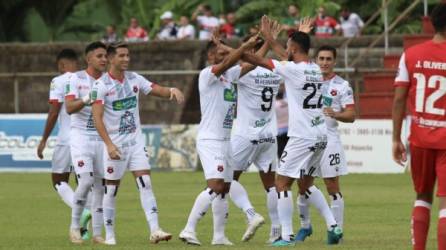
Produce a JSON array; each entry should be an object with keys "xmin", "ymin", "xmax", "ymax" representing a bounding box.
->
[
  {"xmin": 229, "ymin": 170, "xmax": 265, "ymax": 242},
  {"xmin": 296, "ymin": 175, "xmax": 342, "ymax": 244},
  {"xmin": 324, "ymin": 177, "xmax": 344, "ymax": 230},
  {"xmin": 259, "ymin": 170, "xmax": 280, "ymax": 243},
  {"xmin": 273, "ymin": 175, "xmax": 295, "ymax": 246},
  {"xmin": 132, "ymin": 170, "xmax": 171, "ymax": 244},
  {"xmin": 212, "ymin": 182, "xmax": 233, "ymax": 245},
  {"xmin": 180, "ymin": 179, "xmax": 225, "ymax": 246}
]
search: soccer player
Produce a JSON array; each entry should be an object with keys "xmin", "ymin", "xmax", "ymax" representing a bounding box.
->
[
  {"xmin": 178, "ymin": 35, "xmax": 260, "ymax": 246},
  {"xmin": 295, "ymin": 45, "xmax": 355, "ymax": 242},
  {"xmin": 219, "ymin": 31, "xmax": 282, "ymax": 242},
  {"xmin": 91, "ymin": 42, "xmax": 183, "ymax": 245},
  {"xmin": 65, "ymin": 41, "xmax": 107, "ymax": 244},
  {"xmin": 241, "ymin": 16, "xmax": 343, "ymax": 246},
  {"xmin": 392, "ymin": 4, "xmax": 446, "ymax": 250}
]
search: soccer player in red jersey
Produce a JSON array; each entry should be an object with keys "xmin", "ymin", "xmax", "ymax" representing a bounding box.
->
[{"xmin": 392, "ymin": 4, "xmax": 446, "ymax": 250}]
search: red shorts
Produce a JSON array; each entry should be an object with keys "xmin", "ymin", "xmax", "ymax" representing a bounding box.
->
[{"xmin": 410, "ymin": 145, "xmax": 446, "ymax": 197}]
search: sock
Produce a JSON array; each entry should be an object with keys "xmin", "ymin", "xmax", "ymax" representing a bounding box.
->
[
  {"xmin": 298, "ymin": 194, "xmax": 311, "ymax": 229},
  {"xmin": 212, "ymin": 193, "xmax": 229, "ymax": 240},
  {"xmin": 230, "ymin": 180, "xmax": 256, "ymax": 222},
  {"xmin": 330, "ymin": 192, "xmax": 344, "ymax": 229},
  {"xmin": 437, "ymin": 209, "xmax": 446, "ymax": 250},
  {"xmin": 103, "ymin": 184, "xmax": 118, "ymax": 240},
  {"xmin": 91, "ymin": 178, "xmax": 104, "ymax": 237},
  {"xmin": 71, "ymin": 172, "xmax": 94, "ymax": 230},
  {"xmin": 137, "ymin": 175, "xmax": 159, "ymax": 233},
  {"xmin": 278, "ymin": 190, "xmax": 293, "ymax": 241},
  {"xmin": 85, "ymin": 188, "xmax": 92, "ymax": 210},
  {"xmin": 55, "ymin": 182, "xmax": 74, "ymax": 208},
  {"xmin": 266, "ymin": 187, "xmax": 280, "ymax": 228},
  {"xmin": 306, "ymin": 185, "xmax": 337, "ymax": 230},
  {"xmin": 411, "ymin": 200, "xmax": 431, "ymax": 250},
  {"xmin": 184, "ymin": 188, "xmax": 217, "ymax": 232}
]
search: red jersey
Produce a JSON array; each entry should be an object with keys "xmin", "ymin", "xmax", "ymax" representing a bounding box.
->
[
  {"xmin": 314, "ymin": 16, "xmax": 339, "ymax": 38},
  {"xmin": 394, "ymin": 40, "xmax": 446, "ymax": 149}
]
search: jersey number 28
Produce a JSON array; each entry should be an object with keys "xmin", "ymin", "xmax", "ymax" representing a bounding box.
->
[{"xmin": 414, "ymin": 73, "xmax": 446, "ymax": 115}]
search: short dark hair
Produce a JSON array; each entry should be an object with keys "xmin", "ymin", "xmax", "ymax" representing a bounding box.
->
[
  {"xmin": 56, "ymin": 48, "xmax": 78, "ymax": 62},
  {"xmin": 202, "ymin": 4, "xmax": 212, "ymax": 12},
  {"xmin": 242, "ymin": 34, "xmax": 264, "ymax": 51},
  {"xmin": 289, "ymin": 31, "xmax": 310, "ymax": 54},
  {"xmin": 206, "ymin": 40, "xmax": 227, "ymax": 52},
  {"xmin": 430, "ymin": 3, "xmax": 446, "ymax": 33},
  {"xmin": 316, "ymin": 45, "xmax": 337, "ymax": 59},
  {"xmin": 84, "ymin": 41, "xmax": 107, "ymax": 55},
  {"xmin": 107, "ymin": 42, "xmax": 128, "ymax": 56}
]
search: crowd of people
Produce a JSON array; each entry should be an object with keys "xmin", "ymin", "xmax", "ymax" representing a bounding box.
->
[{"xmin": 101, "ymin": 4, "xmax": 364, "ymax": 43}]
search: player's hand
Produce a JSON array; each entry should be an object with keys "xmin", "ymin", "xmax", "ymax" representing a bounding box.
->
[
  {"xmin": 323, "ymin": 107, "xmax": 337, "ymax": 118},
  {"xmin": 37, "ymin": 140, "xmax": 46, "ymax": 159},
  {"xmin": 242, "ymin": 32, "xmax": 260, "ymax": 49},
  {"xmin": 107, "ymin": 144, "xmax": 121, "ymax": 160},
  {"xmin": 392, "ymin": 140, "xmax": 407, "ymax": 167},
  {"xmin": 260, "ymin": 15, "xmax": 272, "ymax": 38},
  {"xmin": 298, "ymin": 16, "xmax": 315, "ymax": 34},
  {"xmin": 170, "ymin": 87, "xmax": 185, "ymax": 104},
  {"xmin": 270, "ymin": 20, "xmax": 282, "ymax": 40}
]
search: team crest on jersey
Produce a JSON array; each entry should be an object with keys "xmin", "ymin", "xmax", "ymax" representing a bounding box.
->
[
  {"xmin": 77, "ymin": 160, "xmax": 84, "ymax": 167},
  {"xmin": 217, "ymin": 165, "xmax": 224, "ymax": 172},
  {"xmin": 330, "ymin": 89, "xmax": 337, "ymax": 96},
  {"xmin": 107, "ymin": 167, "xmax": 114, "ymax": 174},
  {"xmin": 133, "ymin": 86, "xmax": 138, "ymax": 93}
]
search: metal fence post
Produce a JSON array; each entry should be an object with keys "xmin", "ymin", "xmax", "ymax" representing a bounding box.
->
[{"xmin": 13, "ymin": 77, "xmax": 20, "ymax": 113}]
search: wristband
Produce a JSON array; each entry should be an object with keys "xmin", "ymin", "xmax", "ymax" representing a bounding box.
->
[{"xmin": 169, "ymin": 88, "xmax": 174, "ymax": 100}]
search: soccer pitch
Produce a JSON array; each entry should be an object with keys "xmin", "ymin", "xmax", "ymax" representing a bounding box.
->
[{"xmin": 0, "ymin": 172, "xmax": 439, "ymax": 249}]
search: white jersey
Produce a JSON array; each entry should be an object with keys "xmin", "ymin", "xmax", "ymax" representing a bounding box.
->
[
  {"xmin": 92, "ymin": 72, "xmax": 153, "ymax": 146},
  {"xmin": 197, "ymin": 66, "xmax": 241, "ymax": 140},
  {"xmin": 197, "ymin": 15, "xmax": 219, "ymax": 40},
  {"xmin": 65, "ymin": 70, "xmax": 103, "ymax": 136},
  {"xmin": 49, "ymin": 72, "xmax": 72, "ymax": 145},
  {"xmin": 271, "ymin": 60, "xmax": 326, "ymax": 140},
  {"xmin": 321, "ymin": 74, "xmax": 355, "ymax": 142},
  {"xmin": 232, "ymin": 66, "xmax": 282, "ymax": 139}
]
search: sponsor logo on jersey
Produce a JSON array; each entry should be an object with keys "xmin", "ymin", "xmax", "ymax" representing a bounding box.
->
[
  {"xmin": 91, "ymin": 90, "xmax": 97, "ymax": 101},
  {"xmin": 223, "ymin": 88, "xmax": 236, "ymax": 102},
  {"xmin": 65, "ymin": 84, "xmax": 70, "ymax": 94},
  {"xmin": 222, "ymin": 104, "xmax": 235, "ymax": 129},
  {"xmin": 254, "ymin": 118, "xmax": 272, "ymax": 128},
  {"xmin": 112, "ymin": 96, "xmax": 137, "ymax": 111},
  {"xmin": 118, "ymin": 111, "xmax": 137, "ymax": 135},
  {"xmin": 322, "ymin": 95, "xmax": 333, "ymax": 107},
  {"xmin": 311, "ymin": 116, "xmax": 325, "ymax": 127}
]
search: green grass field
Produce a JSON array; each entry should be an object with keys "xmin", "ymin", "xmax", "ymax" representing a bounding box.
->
[{"xmin": 0, "ymin": 172, "xmax": 440, "ymax": 250}]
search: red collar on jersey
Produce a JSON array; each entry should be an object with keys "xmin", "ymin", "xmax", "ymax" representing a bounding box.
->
[{"xmin": 108, "ymin": 71, "xmax": 124, "ymax": 83}]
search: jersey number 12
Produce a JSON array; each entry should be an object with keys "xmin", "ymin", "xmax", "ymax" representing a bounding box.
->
[{"xmin": 414, "ymin": 73, "xmax": 446, "ymax": 115}]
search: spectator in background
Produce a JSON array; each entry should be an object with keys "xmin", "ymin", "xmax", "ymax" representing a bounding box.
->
[
  {"xmin": 339, "ymin": 7, "xmax": 364, "ymax": 37},
  {"xmin": 125, "ymin": 17, "xmax": 149, "ymax": 42},
  {"xmin": 157, "ymin": 11, "xmax": 178, "ymax": 40},
  {"xmin": 314, "ymin": 6, "xmax": 340, "ymax": 38},
  {"xmin": 220, "ymin": 12, "xmax": 244, "ymax": 39},
  {"xmin": 218, "ymin": 14, "xmax": 227, "ymax": 25},
  {"xmin": 248, "ymin": 25, "xmax": 259, "ymax": 36},
  {"xmin": 192, "ymin": 4, "xmax": 219, "ymax": 40},
  {"xmin": 102, "ymin": 25, "xmax": 118, "ymax": 43},
  {"xmin": 282, "ymin": 4, "xmax": 301, "ymax": 36},
  {"xmin": 177, "ymin": 16, "xmax": 195, "ymax": 40}
]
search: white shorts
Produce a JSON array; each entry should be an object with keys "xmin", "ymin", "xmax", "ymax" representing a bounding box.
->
[
  {"xmin": 318, "ymin": 140, "xmax": 348, "ymax": 178},
  {"xmin": 51, "ymin": 145, "xmax": 72, "ymax": 174},
  {"xmin": 277, "ymin": 137, "xmax": 327, "ymax": 179},
  {"xmin": 70, "ymin": 134, "xmax": 104, "ymax": 178},
  {"xmin": 197, "ymin": 139, "xmax": 232, "ymax": 182},
  {"xmin": 229, "ymin": 135, "xmax": 277, "ymax": 173},
  {"xmin": 104, "ymin": 140, "xmax": 150, "ymax": 180}
]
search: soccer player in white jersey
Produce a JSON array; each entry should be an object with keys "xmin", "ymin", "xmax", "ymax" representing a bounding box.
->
[
  {"xmin": 37, "ymin": 49, "xmax": 93, "ymax": 238},
  {"xmin": 91, "ymin": 42, "xmax": 183, "ymax": 245},
  {"xmin": 241, "ymin": 16, "xmax": 343, "ymax": 246},
  {"xmin": 179, "ymin": 35, "xmax": 260, "ymax": 246},
  {"xmin": 213, "ymin": 32, "xmax": 283, "ymax": 242},
  {"xmin": 65, "ymin": 41, "xmax": 108, "ymax": 244},
  {"xmin": 295, "ymin": 45, "xmax": 355, "ymax": 242}
]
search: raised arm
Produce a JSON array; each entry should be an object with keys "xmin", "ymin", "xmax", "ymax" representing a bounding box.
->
[
  {"xmin": 261, "ymin": 16, "xmax": 288, "ymax": 61},
  {"xmin": 212, "ymin": 33, "xmax": 260, "ymax": 77}
]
